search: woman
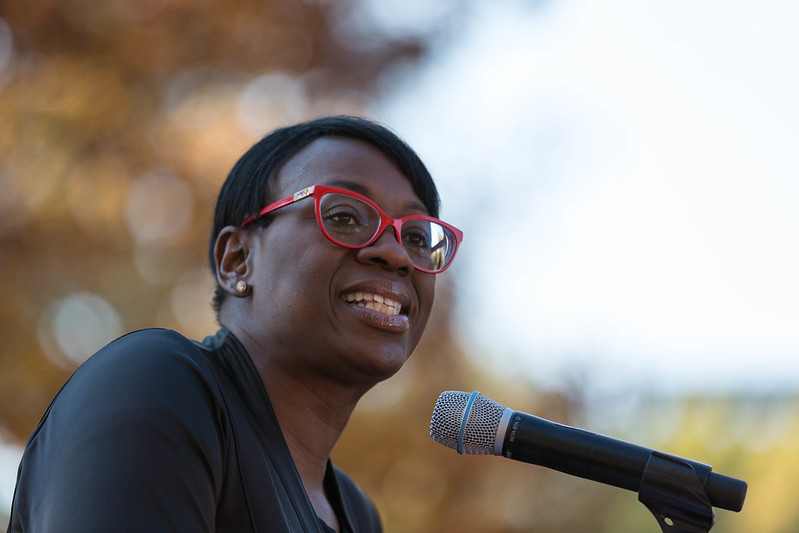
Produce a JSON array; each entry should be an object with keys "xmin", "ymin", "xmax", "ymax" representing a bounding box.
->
[{"xmin": 7, "ymin": 116, "xmax": 462, "ymax": 532}]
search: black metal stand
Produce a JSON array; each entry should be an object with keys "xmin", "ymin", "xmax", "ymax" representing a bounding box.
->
[{"xmin": 638, "ymin": 452, "xmax": 716, "ymax": 532}]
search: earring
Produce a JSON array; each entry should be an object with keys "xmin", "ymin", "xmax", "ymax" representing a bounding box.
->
[{"xmin": 235, "ymin": 280, "xmax": 248, "ymax": 293}]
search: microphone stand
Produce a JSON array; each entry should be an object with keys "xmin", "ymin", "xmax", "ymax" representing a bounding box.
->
[{"xmin": 638, "ymin": 451, "xmax": 717, "ymax": 532}]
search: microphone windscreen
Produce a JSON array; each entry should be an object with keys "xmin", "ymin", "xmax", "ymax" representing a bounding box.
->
[{"xmin": 430, "ymin": 391, "xmax": 506, "ymax": 455}]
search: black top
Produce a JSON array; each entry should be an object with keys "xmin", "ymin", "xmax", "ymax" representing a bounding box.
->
[{"xmin": 7, "ymin": 328, "xmax": 382, "ymax": 532}]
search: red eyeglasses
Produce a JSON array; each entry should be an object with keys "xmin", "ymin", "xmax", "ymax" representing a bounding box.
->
[{"xmin": 240, "ymin": 185, "xmax": 463, "ymax": 273}]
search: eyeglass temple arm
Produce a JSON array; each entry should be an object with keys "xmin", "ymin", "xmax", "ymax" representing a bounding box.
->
[{"xmin": 240, "ymin": 196, "xmax": 303, "ymax": 228}]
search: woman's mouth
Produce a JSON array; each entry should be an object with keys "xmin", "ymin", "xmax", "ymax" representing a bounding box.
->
[{"xmin": 343, "ymin": 292, "xmax": 403, "ymax": 316}]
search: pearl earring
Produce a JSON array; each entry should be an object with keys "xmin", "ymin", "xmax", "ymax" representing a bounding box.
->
[{"xmin": 235, "ymin": 280, "xmax": 248, "ymax": 293}]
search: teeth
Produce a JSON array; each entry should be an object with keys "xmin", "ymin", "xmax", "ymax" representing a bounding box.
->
[{"xmin": 344, "ymin": 292, "xmax": 402, "ymax": 316}]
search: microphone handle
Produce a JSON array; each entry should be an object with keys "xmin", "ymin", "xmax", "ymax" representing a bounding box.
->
[{"xmin": 500, "ymin": 411, "xmax": 745, "ymax": 512}]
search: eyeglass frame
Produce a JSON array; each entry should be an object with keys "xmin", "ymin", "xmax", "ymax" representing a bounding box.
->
[{"xmin": 239, "ymin": 185, "xmax": 463, "ymax": 273}]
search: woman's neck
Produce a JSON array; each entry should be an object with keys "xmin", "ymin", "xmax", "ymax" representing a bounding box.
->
[
  {"xmin": 263, "ymin": 366, "xmax": 358, "ymax": 533},
  {"xmin": 224, "ymin": 318, "xmax": 370, "ymax": 531}
]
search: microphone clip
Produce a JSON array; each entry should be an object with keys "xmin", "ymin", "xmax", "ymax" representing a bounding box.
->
[{"xmin": 639, "ymin": 451, "xmax": 715, "ymax": 533}]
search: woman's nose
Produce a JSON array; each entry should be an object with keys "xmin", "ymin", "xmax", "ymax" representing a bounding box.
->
[{"xmin": 355, "ymin": 228, "xmax": 415, "ymax": 275}]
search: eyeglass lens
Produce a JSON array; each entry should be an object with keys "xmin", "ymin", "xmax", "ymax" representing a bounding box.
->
[{"xmin": 318, "ymin": 193, "xmax": 456, "ymax": 272}]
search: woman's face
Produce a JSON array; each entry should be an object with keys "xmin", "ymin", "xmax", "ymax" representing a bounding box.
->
[{"xmin": 243, "ymin": 136, "xmax": 437, "ymax": 385}]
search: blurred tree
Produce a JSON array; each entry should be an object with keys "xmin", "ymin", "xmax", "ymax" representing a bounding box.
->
[{"xmin": 0, "ymin": 0, "xmax": 445, "ymax": 439}]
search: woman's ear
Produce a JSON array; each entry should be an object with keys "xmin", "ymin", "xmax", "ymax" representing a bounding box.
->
[{"xmin": 214, "ymin": 226, "xmax": 252, "ymax": 298}]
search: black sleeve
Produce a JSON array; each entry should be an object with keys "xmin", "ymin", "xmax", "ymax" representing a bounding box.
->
[{"xmin": 8, "ymin": 330, "xmax": 227, "ymax": 533}]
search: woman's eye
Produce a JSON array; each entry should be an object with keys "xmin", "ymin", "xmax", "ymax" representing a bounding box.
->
[
  {"xmin": 325, "ymin": 208, "xmax": 360, "ymax": 226},
  {"xmin": 403, "ymin": 230, "xmax": 431, "ymax": 249}
]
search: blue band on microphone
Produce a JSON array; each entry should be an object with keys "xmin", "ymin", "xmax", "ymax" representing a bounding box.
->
[{"xmin": 458, "ymin": 391, "xmax": 480, "ymax": 454}]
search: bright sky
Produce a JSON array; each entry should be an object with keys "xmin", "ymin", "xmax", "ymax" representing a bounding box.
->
[{"xmin": 374, "ymin": 0, "xmax": 799, "ymax": 395}]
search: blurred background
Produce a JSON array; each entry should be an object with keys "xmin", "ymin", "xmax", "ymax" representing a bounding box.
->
[{"xmin": 1, "ymin": 0, "xmax": 797, "ymax": 531}]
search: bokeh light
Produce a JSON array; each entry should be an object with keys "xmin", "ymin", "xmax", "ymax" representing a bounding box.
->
[
  {"xmin": 124, "ymin": 169, "xmax": 193, "ymax": 245},
  {"xmin": 169, "ymin": 267, "xmax": 218, "ymax": 338},
  {"xmin": 237, "ymin": 72, "xmax": 309, "ymax": 136},
  {"xmin": 37, "ymin": 292, "xmax": 123, "ymax": 370}
]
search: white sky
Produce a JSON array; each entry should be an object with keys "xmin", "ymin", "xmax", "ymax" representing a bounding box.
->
[{"xmin": 374, "ymin": 0, "xmax": 799, "ymax": 394}]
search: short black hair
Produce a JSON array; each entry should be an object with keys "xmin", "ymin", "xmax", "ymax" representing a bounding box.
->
[{"xmin": 209, "ymin": 115, "xmax": 440, "ymax": 315}]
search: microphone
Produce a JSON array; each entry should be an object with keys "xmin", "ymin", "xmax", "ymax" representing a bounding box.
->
[{"xmin": 429, "ymin": 391, "xmax": 747, "ymax": 513}]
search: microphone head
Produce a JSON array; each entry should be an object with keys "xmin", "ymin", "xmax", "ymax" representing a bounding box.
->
[{"xmin": 429, "ymin": 391, "xmax": 507, "ymax": 455}]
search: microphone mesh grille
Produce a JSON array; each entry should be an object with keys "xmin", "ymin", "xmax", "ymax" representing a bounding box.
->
[{"xmin": 429, "ymin": 391, "xmax": 506, "ymax": 455}]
